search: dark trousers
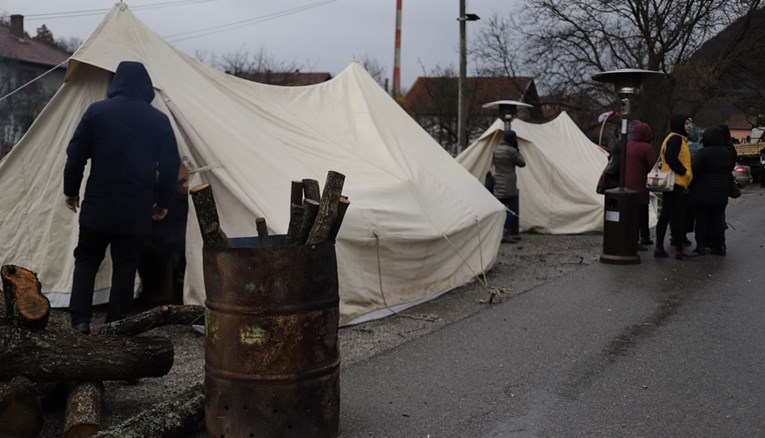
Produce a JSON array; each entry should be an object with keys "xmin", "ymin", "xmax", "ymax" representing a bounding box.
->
[
  {"xmin": 69, "ymin": 227, "xmax": 146, "ymax": 325},
  {"xmin": 499, "ymin": 195, "xmax": 520, "ymax": 235},
  {"xmin": 656, "ymin": 185, "xmax": 687, "ymax": 250},
  {"xmin": 693, "ymin": 204, "xmax": 727, "ymax": 251},
  {"xmin": 638, "ymin": 203, "xmax": 650, "ymax": 242}
]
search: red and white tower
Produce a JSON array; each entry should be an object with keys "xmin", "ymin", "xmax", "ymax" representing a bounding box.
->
[{"xmin": 392, "ymin": 0, "xmax": 402, "ymax": 96}]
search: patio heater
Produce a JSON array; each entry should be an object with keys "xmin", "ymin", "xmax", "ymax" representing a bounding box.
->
[
  {"xmin": 482, "ymin": 100, "xmax": 533, "ymax": 130},
  {"xmin": 592, "ymin": 68, "xmax": 665, "ymax": 264}
]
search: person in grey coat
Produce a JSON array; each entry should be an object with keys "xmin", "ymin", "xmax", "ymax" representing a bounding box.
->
[{"xmin": 492, "ymin": 129, "xmax": 526, "ymax": 243}]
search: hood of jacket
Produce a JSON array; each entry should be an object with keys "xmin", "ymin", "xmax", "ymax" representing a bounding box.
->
[
  {"xmin": 702, "ymin": 125, "xmax": 725, "ymax": 147},
  {"xmin": 669, "ymin": 114, "xmax": 689, "ymax": 136},
  {"xmin": 107, "ymin": 61, "xmax": 155, "ymax": 103},
  {"xmin": 502, "ymin": 129, "xmax": 518, "ymax": 148},
  {"xmin": 632, "ymin": 122, "xmax": 654, "ymax": 143}
]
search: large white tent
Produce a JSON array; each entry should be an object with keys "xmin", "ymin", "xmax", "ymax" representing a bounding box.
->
[
  {"xmin": 0, "ymin": 3, "xmax": 505, "ymax": 326},
  {"xmin": 457, "ymin": 113, "xmax": 608, "ymax": 234}
]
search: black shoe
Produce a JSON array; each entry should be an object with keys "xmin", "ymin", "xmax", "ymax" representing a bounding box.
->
[
  {"xmin": 640, "ymin": 239, "xmax": 654, "ymax": 246},
  {"xmin": 654, "ymin": 248, "xmax": 669, "ymax": 258},
  {"xmin": 72, "ymin": 322, "xmax": 91, "ymax": 335},
  {"xmin": 637, "ymin": 244, "xmax": 648, "ymax": 251}
]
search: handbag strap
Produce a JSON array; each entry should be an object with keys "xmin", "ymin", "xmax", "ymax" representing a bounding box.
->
[{"xmin": 655, "ymin": 132, "xmax": 680, "ymax": 168}]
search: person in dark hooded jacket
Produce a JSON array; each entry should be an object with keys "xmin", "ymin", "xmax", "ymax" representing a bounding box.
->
[
  {"xmin": 654, "ymin": 114, "xmax": 695, "ymax": 260},
  {"xmin": 492, "ymin": 129, "xmax": 526, "ymax": 243},
  {"xmin": 624, "ymin": 121, "xmax": 656, "ymax": 248},
  {"xmin": 63, "ymin": 61, "xmax": 181, "ymax": 334},
  {"xmin": 689, "ymin": 125, "xmax": 734, "ymax": 255}
]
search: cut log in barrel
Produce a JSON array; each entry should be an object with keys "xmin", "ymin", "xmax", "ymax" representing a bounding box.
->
[
  {"xmin": 94, "ymin": 305, "xmax": 205, "ymax": 337},
  {"xmin": 296, "ymin": 198, "xmax": 320, "ymax": 245},
  {"xmin": 189, "ymin": 183, "xmax": 229, "ymax": 249},
  {"xmin": 328, "ymin": 196, "xmax": 351, "ymax": 242},
  {"xmin": 63, "ymin": 381, "xmax": 104, "ymax": 438},
  {"xmin": 306, "ymin": 171, "xmax": 346, "ymax": 245},
  {"xmin": 286, "ymin": 203, "xmax": 306, "ymax": 245},
  {"xmin": 0, "ymin": 318, "xmax": 174, "ymax": 382},
  {"xmin": 1, "ymin": 265, "xmax": 50, "ymax": 328},
  {"xmin": 256, "ymin": 217, "xmax": 271, "ymax": 247},
  {"xmin": 91, "ymin": 384, "xmax": 204, "ymax": 438},
  {"xmin": 0, "ymin": 376, "xmax": 43, "ymax": 438},
  {"xmin": 302, "ymin": 178, "xmax": 321, "ymax": 202},
  {"xmin": 291, "ymin": 180, "xmax": 304, "ymax": 206}
]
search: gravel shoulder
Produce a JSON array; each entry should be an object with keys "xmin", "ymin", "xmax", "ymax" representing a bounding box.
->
[{"xmin": 41, "ymin": 232, "xmax": 603, "ymax": 436}]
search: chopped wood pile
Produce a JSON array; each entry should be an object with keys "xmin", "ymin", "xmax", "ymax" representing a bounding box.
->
[
  {"xmin": 3, "ymin": 170, "xmax": 349, "ymax": 437},
  {"xmin": 190, "ymin": 170, "xmax": 350, "ymax": 248},
  {"xmin": 0, "ymin": 265, "xmax": 206, "ymax": 437}
]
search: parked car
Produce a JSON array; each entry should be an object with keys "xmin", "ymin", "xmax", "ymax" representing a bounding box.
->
[{"xmin": 732, "ymin": 163, "xmax": 753, "ymax": 186}]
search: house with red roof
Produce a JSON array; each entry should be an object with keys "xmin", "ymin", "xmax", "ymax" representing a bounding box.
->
[{"xmin": 0, "ymin": 14, "xmax": 69, "ymax": 157}]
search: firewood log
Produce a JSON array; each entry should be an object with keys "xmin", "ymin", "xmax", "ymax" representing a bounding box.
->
[
  {"xmin": 91, "ymin": 384, "xmax": 204, "ymax": 438},
  {"xmin": 328, "ymin": 196, "xmax": 351, "ymax": 242},
  {"xmin": 94, "ymin": 305, "xmax": 205, "ymax": 337},
  {"xmin": 286, "ymin": 203, "xmax": 305, "ymax": 245},
  {"xmin": 296, "ymin": 199, "xmax": 320, "ymax": 245},
  {"xmin": 0, "ymin": 376, "xmax": 42, "ymax": 438},
  {"xmin": 290, "ymin": 180, "xmax": 304, "ymax": 206},
  {"xmin": 1, "ymin": 265, "xmax": 50, "ymax": 328},
  {"xmin": 63, "ymin": 381, "xmax": 104, "ymax": 438},
  {"xmin": 256, "ymin": 217, "xmax": 271, "ymax": 247},
  {"xmin": 189, "ymin": 183, "xmax": 229, "ymax": 249},
  {"xmin": 302, "ymin": 178, "xmax": 321, "ymax": 202},
  {"xmin": 306, "ymin": 171, "xmax": 346, "ymax": 245},
  {"xmin": 0, "ymin": 318, "xmax": 174, "ymax": 382}
]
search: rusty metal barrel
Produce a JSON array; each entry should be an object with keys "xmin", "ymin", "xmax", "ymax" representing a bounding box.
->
[{"xmin": 203, "ymin": 236, "xmax": 340, "ymax": 437}]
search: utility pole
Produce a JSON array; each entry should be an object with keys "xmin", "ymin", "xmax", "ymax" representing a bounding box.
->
[
  {"xmin": 457, "ymin": 0, "xmax": 467, "ymax": 153},
  {"xmin": 457, "ymin": 2, "xmax": 479, "ymax": 154}
]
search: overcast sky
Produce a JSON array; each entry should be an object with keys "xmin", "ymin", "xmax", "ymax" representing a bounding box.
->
[{"xmin": 2, "ymin": 0, "xmax": 519, "ymax": 91}]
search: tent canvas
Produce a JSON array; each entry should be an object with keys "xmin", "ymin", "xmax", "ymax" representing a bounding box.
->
[
  {"xmin": 457, "ymin": 113, "xmax": 608, "ymax": 234},
  {"xmin": 0, "ymin": 3, "xmax": 505, "ymax": 326}
]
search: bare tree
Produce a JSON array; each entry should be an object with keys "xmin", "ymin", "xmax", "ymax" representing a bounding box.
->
[
  {"xmin": 356, "ymin": 53, "xmax": 388, "ymax": 90},
  {"xmin": 470, "ymin": 13, "xmax": 522, "ymax": 78},
  {"xmin": 495, "ymin": 0, "xmax": 764, "ymax": 135}
]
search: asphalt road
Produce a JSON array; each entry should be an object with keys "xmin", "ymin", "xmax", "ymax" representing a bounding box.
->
[{"xmin": 339, "ymin": 190, "xmax": 765, "ymax": 438}]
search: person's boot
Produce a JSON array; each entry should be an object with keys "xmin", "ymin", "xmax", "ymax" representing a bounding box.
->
[
  {"xmin": 71, "ymin": 321, "xmax": 91, "ymax": 335},
  {"xmin": 654, "ymin": 245, "xmax": 669, "ymax": 258},
  {"xmin": 675, "ymin": 244, "xmax": 697, "ymax": 260}
]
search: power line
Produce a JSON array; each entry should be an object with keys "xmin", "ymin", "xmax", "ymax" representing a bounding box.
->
[
  {"xmin": 21, "ymin": 0, "xmax": 219, "ymax": 21},
  {"xmin": 165, "ymin": 0, "xmax": 340, "ymax": 43}
]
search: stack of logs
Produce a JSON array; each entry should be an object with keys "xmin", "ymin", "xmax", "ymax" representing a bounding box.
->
[
  {"xmin": 0, "ymin": 265, "xmax": 207, "ymax": 437},
  {"xmin": 190, "ymin": 170, "xmax": 350, "ymax": 249}
]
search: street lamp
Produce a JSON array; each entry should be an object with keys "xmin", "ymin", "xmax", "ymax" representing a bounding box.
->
[
  {"xmin": 457, "ymin": 0, "xmax": 479, "ymax": 154},
  {"xmin": 592, "ymin": 68, "xmax": 665, "ymax": 265}
]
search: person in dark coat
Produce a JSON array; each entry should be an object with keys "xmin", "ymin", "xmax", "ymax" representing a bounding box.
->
[
  {"xmin": 689, "ymin": 125, "xmax": 733, "ymax": 255},
  {"xmin": 654, "ymin": 114, "xmax": 696, "ymax": 260},
  {"xmin": 493, "ymin": 129, "xmax": 526, "ymax": 243},
  {"xmin": 63, "ymin": 61, "xmax": 181, "ymax": 334},
  {"xmin": 624, "ymin": 121, "xmax": 656, "ymax": 248}
]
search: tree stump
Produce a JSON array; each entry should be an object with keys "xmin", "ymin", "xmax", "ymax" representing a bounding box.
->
[
  {"xmin": 1, "ymin": 265, "xmax": 50, "ymax": 328},
  {"xmin": 0, "ymin": 376, "xmax": 42, "ymax": 438}
]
